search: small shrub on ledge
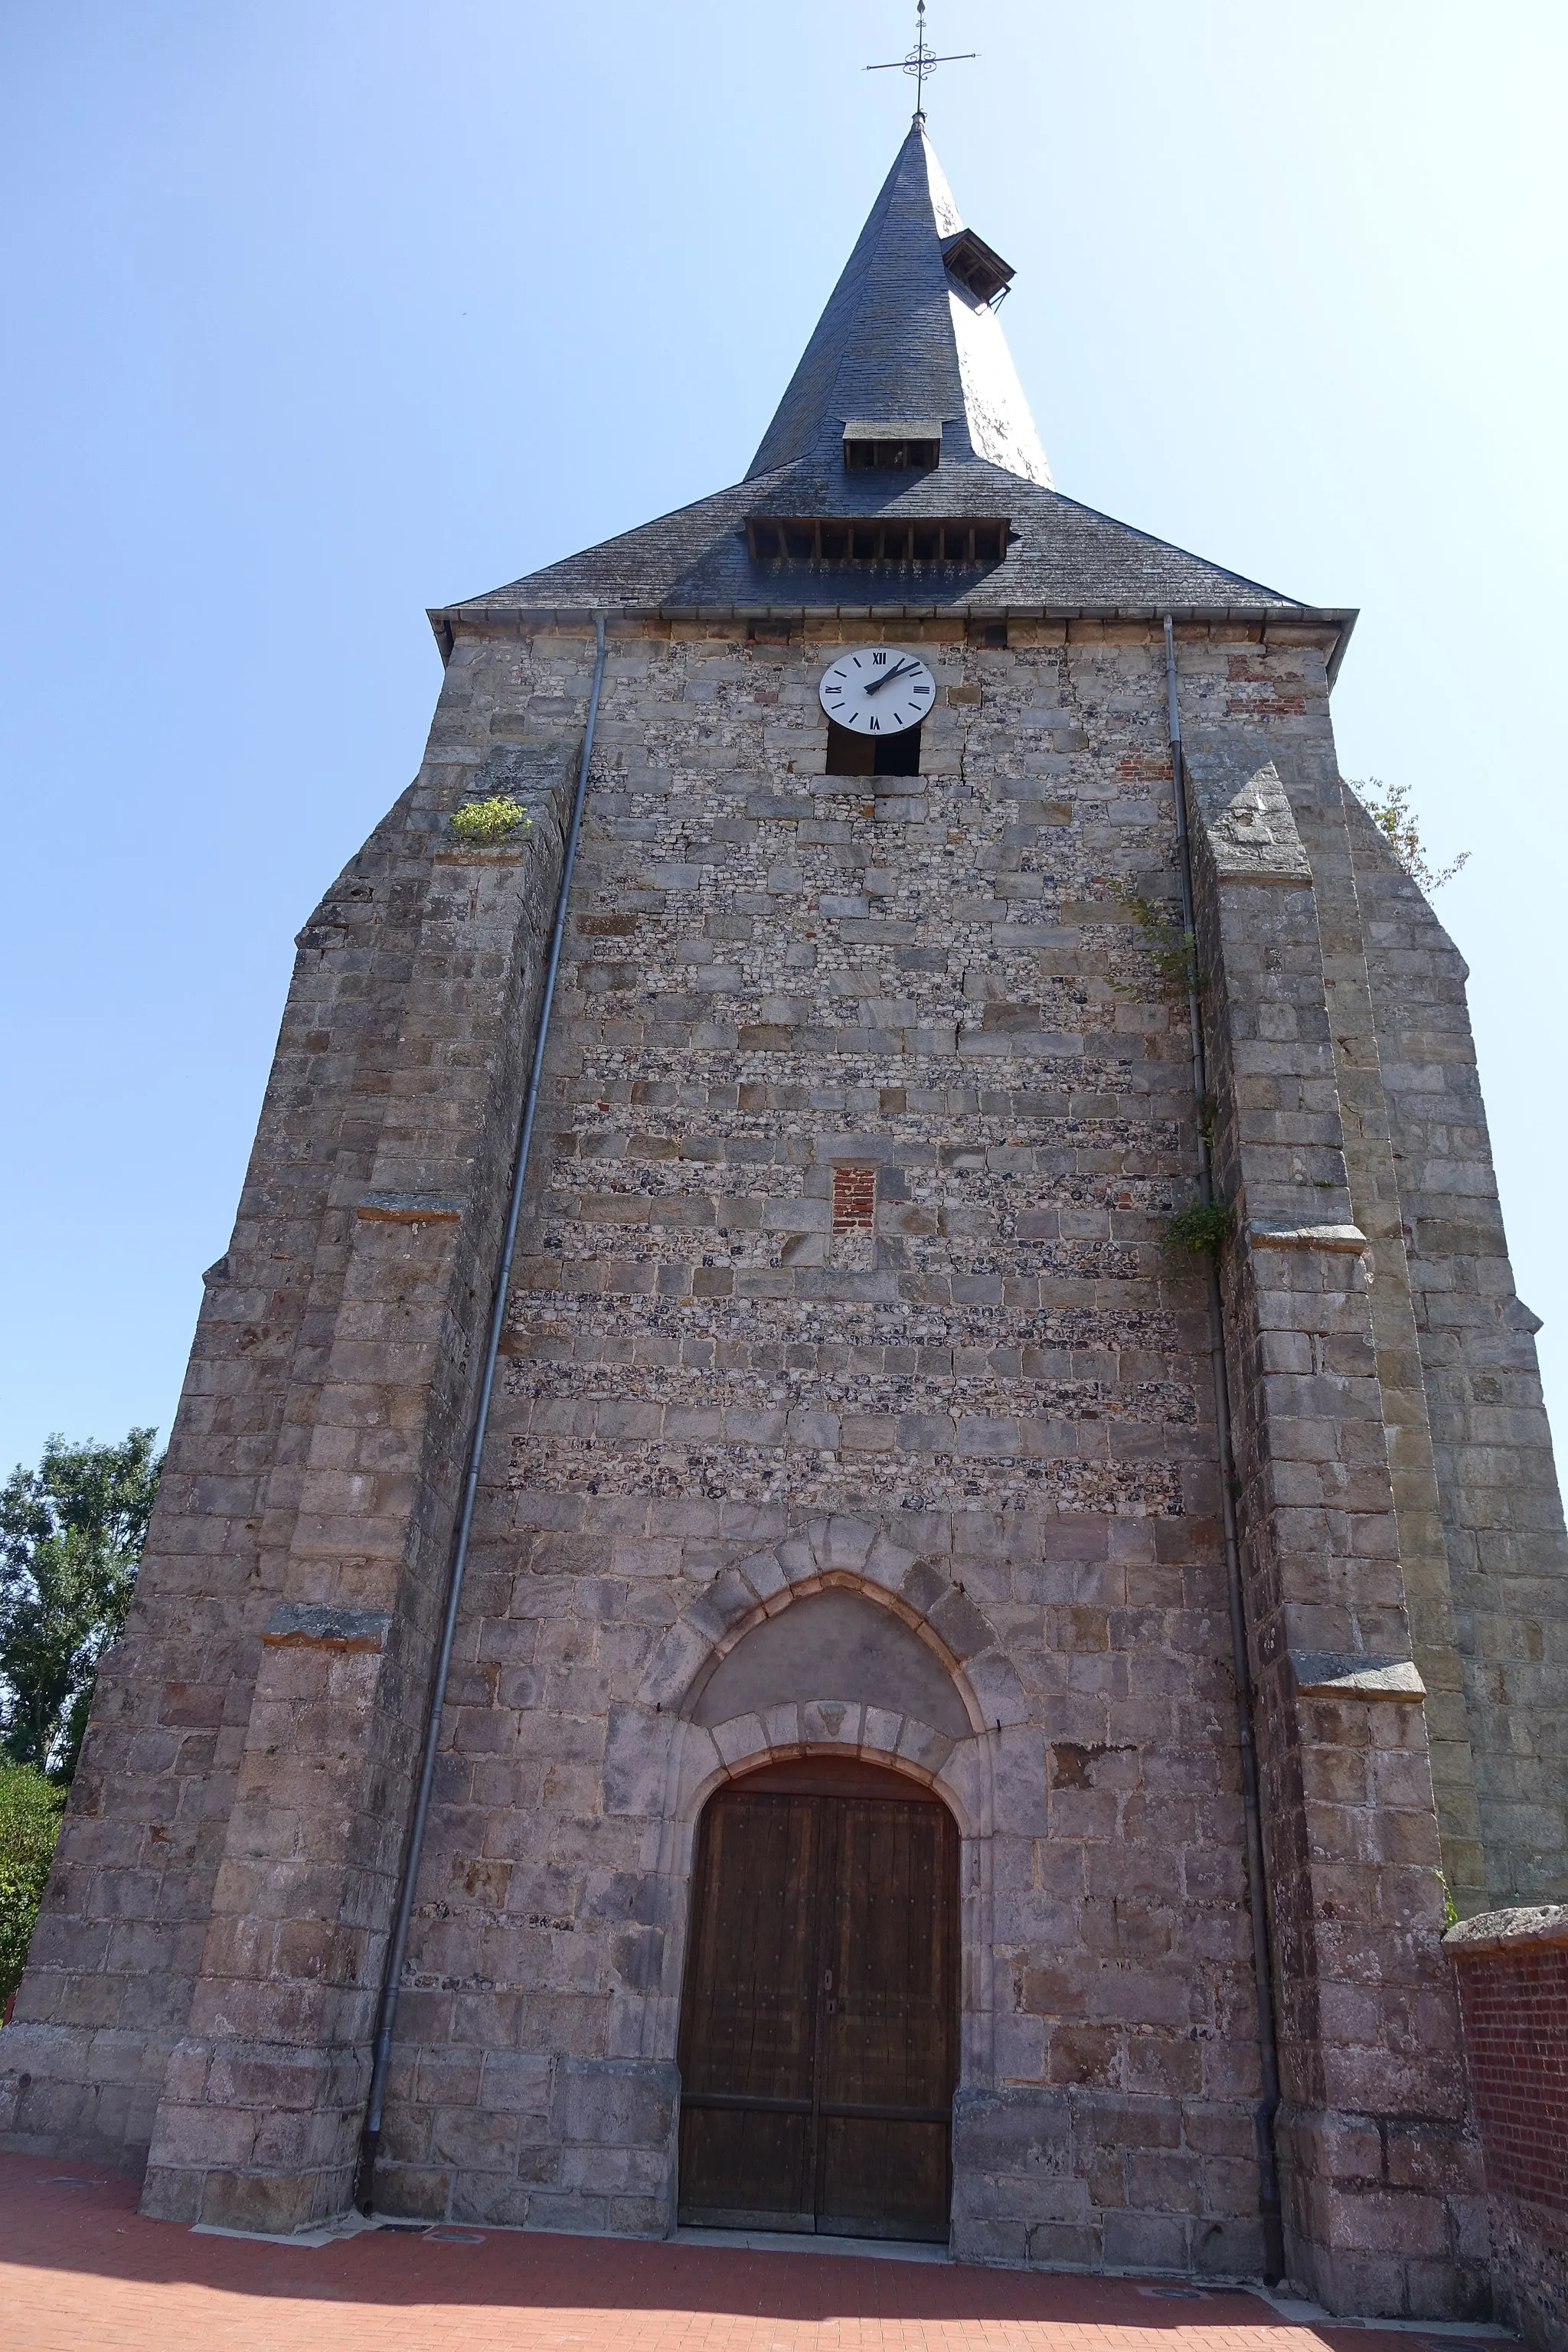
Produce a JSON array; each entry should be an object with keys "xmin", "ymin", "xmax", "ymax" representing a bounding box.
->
[
  {"xmin": 1161, "ymin": 1198, "xmax": 1232, "ymax": 1261},
  {"xmin": 1106, "ymin": 879, "xmax": 1199, "ymax": 1002},
  {"xmin": 449, "ymin": 795, "xmax": 531, "ymax": 848}
]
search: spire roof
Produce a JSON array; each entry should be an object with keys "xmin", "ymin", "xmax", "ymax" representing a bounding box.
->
[
  {"xmin": 439, "ymin": 126, "xmax": 1350, "ymax": 668},
  {"xmin": 746, "ymin": 122, "xmax": 1050, "ymax": 488}
]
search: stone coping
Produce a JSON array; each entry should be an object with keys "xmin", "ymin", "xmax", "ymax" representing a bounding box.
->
[
  {"xmin": 1442, "ymin": 1903, "xmax": 1568, "ymax": 1958},
  {"xmin": 262, "ymin": 1604, "xmax": 394, "ymax": 1654},
  {"xmin": 1247, "ymin": 1220, "xmax": 1368, "ymax": 1253},
  {"xmin": 357, "ymin": 1192, "xmax": 466, "ymax": 1223},
  {"xmin": 431, "ymin": 848, "xmax": 531, "ymax": 866},
  {"xmin": 1289, "ymin": 1650, "xmax": 1426, "ymax": 1701}
]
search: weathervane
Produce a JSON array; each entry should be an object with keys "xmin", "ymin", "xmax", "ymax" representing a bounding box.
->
[{"xmin": 864, "ymin": 1, "xmax": 976, "ymax": 122}]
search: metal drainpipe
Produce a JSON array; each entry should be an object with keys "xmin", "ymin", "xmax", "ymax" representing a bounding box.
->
[
  {"xmin": 354, "ymin": 612, "xmax": 608, "ymax": 2213},
  {"xmin": 1161, "ymin": 612, "xmax": 1285, "ymax": 2282}
]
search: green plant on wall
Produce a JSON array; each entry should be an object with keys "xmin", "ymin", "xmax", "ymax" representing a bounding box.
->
[
  {"xmin": 450, "ymin": 795, "xmax": 531, "ymax": 848},
  {"xmin": 1107, "ymin": 880, "xmax": 1198, "ymax": 1001},
  {"xmin": 1161, "ymin": 1197, "xmax": 1232, "ymax": 1262},
  {"xmin": 0, "ymin": 1765, "xmax": 63, "ymax": 2008},
  {"xmin": 1348, "ymin": 776, "xmax": 1469, "ymax": 895}
]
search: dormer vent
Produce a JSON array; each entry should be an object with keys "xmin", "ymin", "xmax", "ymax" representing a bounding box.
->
[
  {"xmin": 940, "ymin": 227, "xmax": 1015, "ymax": 305},
  {"xmin": 746, "ymin": 121, "xmax": 1051, "ymax": 486},
  {"xmin": 744, "ymin": 515, "xmax": 1009, "ymax": 566},
  {"xmin": 842, "ymin": 418, "xmax": 942, "ymax": 472}
]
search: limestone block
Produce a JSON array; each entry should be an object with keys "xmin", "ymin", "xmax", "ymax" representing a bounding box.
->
[
  {"xmin": 550, "ymin": 2056, "xmax": 678, "ymax": 2164},
  {"xmin": 709, "ymin": 1713, "xmax": 768, "ymax": 1769},
  {"xmin": 602, "ymin": 1706, "xmax": 676, "ymax": 1818},
  {"xmin": 896, "ymin": 1717, "xmax": 955, "ymax": 1777}
]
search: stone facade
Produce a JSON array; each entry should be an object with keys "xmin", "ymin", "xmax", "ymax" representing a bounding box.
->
[{"xmin": 4, "ymin": 116, "xmax": 1565, "ymax": 2322}]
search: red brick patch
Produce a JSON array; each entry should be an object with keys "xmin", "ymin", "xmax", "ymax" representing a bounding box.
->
[{"xmin": 831, "ymin": 1166, "xmax": 877, "ymax": 1233}]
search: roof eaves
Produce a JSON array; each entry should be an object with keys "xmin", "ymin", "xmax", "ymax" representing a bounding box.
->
[{"xmin": 430, "ymin": 599, "xmax": 1357, "ymax": 678}]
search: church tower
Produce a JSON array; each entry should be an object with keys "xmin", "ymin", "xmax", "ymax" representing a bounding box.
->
[{"xmin": 6, "ymin": 115, "xmax": 1566, "ymax": 2318}]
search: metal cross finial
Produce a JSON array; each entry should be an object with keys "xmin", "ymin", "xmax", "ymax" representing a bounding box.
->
[{"xmin": 864, "ymin": 1, "xmax": 976, "ymax": 122}]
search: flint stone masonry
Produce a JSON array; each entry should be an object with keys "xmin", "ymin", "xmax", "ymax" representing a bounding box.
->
[{"xmin": 5, "ymin": 113, "xmax": 1564, "ymax": 2334}]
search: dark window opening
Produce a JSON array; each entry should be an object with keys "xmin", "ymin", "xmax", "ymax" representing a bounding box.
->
[
  {"xmin": 746, "ymin": 619, "xmax": 795, "ymax": 645},
  {"xmin": 826, "ymin": 718, "xmax": 922, "ymax": 778},
  {"xmin": 971, "ymin": 621, "xmax": 1008, "ymax": 648},
  {"xmin": 844, "ymin": 437, "xmax": 940, "ymax": 471},
  {"xmin": 745, "ymin": 516, "xmax": 1008, "ymax": 566}
]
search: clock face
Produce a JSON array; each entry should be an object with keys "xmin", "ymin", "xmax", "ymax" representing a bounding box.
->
[{"xmin": 818, "ymin": 647, "xmax": 936, "ymax": 737}]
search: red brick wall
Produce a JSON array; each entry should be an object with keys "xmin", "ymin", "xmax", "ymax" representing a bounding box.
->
[{"xmin": 1452, "ymin": 1940, "xmax": 1568, "ymax": 2212}]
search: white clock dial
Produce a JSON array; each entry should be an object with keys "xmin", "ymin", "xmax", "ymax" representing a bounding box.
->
[{"xmin": 818, "ymin": 648, "xmax": 936, "ymax": 737}]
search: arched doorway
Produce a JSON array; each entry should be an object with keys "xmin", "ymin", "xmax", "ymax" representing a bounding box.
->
[{"xmin": 676, "ymin": 1756, "xmax": 960, "ymax": 2242}]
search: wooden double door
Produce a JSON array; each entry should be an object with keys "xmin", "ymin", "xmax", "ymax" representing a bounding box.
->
[{"xmin": 677, "ymin": 1762, "xmax": 959, "ymax": 2242}]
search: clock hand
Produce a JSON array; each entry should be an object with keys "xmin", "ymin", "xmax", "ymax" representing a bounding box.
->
[{"xmin": 863, "ymin": 658, "xmax": 919, "ymax": 696}]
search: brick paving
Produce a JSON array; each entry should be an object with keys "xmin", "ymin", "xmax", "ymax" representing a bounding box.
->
[{"xmin": 0, "ymin": 2153, "xmax": 1506, "ymax": 2352}]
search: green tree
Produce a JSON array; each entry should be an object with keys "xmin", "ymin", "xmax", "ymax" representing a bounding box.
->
[
  {"xmin": 0, "ymin": 1764, "xmax": 64, "ymax": 2007},
  {"xmin": 0, "ymin": 1429, "xmax": 162, "ymax": 1782}
]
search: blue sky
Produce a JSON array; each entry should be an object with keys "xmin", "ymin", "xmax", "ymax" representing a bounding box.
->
[{"xmin": 2, "ymin": 1, "xmax": 1565, "ymax": 1474}]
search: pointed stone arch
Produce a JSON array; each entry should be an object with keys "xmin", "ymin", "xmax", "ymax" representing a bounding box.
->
[
  {"xmin": 634, "ymin": 1511, "xmax": 1027, "ymax": 1739},
  {"xmin": 610, "ymin": 1515, "xmax": 1017, "ymax": 2099},
  {"xmin": 686, "ymin": 1585, "xmax": 974, "ymax": 1744}
]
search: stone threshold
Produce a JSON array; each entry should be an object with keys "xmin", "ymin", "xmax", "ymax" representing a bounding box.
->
[
  {"xmin": 1259, "ymin": 2293, "xmax": 1514, "ymax": 2341},
  {"xmin": 674, "ymin": 2225, "xmax": 950, "ymax": 2262}
]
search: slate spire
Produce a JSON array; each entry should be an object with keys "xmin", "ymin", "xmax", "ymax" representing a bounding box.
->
[
  {"xmin": 746, "ymin": 121, "xmax": 1051, "ymax": 488},
  {"xmin": 446, "ymin": 120, "xmax": 1327, "ymax": 629}
]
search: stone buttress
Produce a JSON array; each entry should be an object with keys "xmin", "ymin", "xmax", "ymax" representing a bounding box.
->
[{"xmin": 2, "ymin": 659, "xmax": 598, "ymax": 2227}]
